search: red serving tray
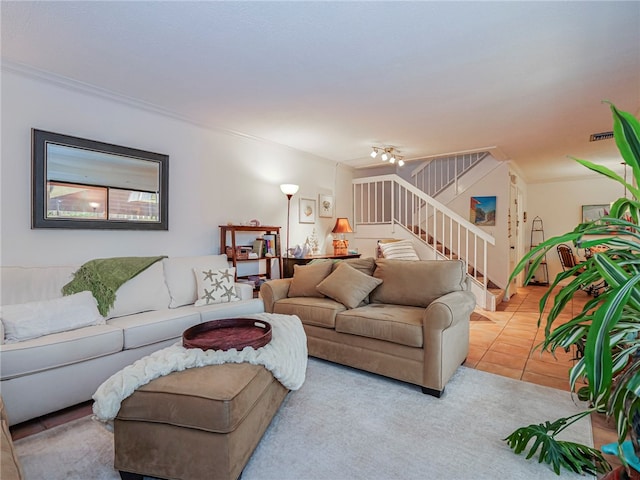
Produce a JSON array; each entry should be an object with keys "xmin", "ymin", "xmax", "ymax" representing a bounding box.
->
[{"xmin": 182, "ymin": 318, "xmax": 272, "ymax": 351}]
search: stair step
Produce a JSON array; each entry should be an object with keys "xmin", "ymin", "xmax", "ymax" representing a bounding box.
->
[{"xmin": 487, "ymin": 288, "xmax": 505, "ymax": 311}]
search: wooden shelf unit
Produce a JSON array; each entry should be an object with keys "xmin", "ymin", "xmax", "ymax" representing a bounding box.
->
[{"xmin": 219, "ymin": 225, "xmax": 282, "ymax": 288}]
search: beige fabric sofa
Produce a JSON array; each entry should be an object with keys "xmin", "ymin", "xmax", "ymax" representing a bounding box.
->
[
  {"xmin": 0, "ymin": 255, "xmax": 264, "ymax": 426},
  {"xmin": 261, "ymin": 257, "xmax": 476, "ymax": 396}
]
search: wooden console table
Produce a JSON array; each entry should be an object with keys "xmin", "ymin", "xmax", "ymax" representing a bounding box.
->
[{"xmin": 282, "ymin": 253, "xmax": 362, "ymax": 278}]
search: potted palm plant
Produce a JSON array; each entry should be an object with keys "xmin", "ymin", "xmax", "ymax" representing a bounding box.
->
[{"xmin": 505, "ymin": 103, "xmax": 640, "ymax": 477}]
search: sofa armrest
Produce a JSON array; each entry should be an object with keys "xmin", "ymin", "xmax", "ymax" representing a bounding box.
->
[
  {"xmin": 423, "ymin": 290, "xmax": 476, "ymax": 331},
  {"xmin": 234, "ymin": 282, "xmax": 254, "ymax": 301},
  {"xmin": 260, "ymin": 279, "xmax": 292, "ymax": 313},
  {"xmin": 421, "ymin": 290, "xmax": 476, "ymax": 394}
]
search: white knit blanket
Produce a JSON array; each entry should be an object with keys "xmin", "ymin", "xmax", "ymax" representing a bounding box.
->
[{"xmin": 92, "ymin": 313, "xmax": 307, "ymax": 422}]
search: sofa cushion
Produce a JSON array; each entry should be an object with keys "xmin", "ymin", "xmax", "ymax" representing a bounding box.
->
[
  {"xmin": 198, "ymin": 298, "xmax": 265, "ymax": 322},
  {"xmin": 287, "ymin": 261, "xmax": 333, "ymax": 298},
  {"xmin": 335, "ymin": 304, "xmax": 424, "ymax": 347},
  {"xmin": 1, "ymin": 291, "xmax": 105, "ymax": 343},
  {"xmin": 0, "ymin": 324, "xmax": 123, "ymax": 380},
  {"xmin": 108, "ymin": 261, "xmax": 171, "ymax": 319},
  {"xmin": 107, "ymin": 308, "xmax": 201, "ymax": 349},
  {"xmin": 163, "ymin": 255, "xmax": 230, "ymax": 308},
  {"xmin": 273, "ymin": 297, "xmax": 345, "ymax": 329},
  {"xmin": 378, "ymin": 239, "xmax": 419, "ymax": 260},
  {"xmin": 317, "ymin": 263, "xmax": 382, "ymax": 309},
  {"xmin": 0, "ymin": 265, "xmax": 76, "ymax": 305},
  {"xmin": 370, "ymin": 259, "xmax": 467, "ymax": 308},
  {"xmin": 194, "ymin": 267, "xmax": 240, "ymax": 306}
]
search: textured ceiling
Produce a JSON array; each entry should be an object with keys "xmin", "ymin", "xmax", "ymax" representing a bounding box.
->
[{"xmin": 2, "ymin": 1, "xmax": 639, "ymax": 182}]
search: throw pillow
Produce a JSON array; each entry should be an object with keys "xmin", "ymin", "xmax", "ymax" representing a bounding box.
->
[
  {"xmin": 317, "ymin": 262, "xmax": 383, "ymax": 309},
  {"xmin": 331, "ymin": 257, "xmax": 376, "ymax": 276},
  {"xmin": 1, "ymin": 291, "xmax": 104, "ymax": 343},
  {"xmin": 1, "ymin": 265, "xmax": 76, "ymax": 305},
  {"xmin": 107, "ymin": 261, "xmax": 171, "ymax": 318},
  {"xmin": 379, "ymin": 239, "xmax": 420, "ymax": 261},
  {"xmin": 287, "ymin": 260, "xmax": 333, "ymax": 298},
  {"xmin": 163, "ymin": 255, "xmax": 230, "ymax": 307},
  {"xmin": 194, "ymin": 267, "xmax": 240, "ymax": 306}
]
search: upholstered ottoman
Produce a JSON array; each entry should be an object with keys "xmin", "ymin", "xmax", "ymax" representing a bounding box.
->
[{"xmin": 114, "ymin": 362, "xmax": 289, "ymax": 480}]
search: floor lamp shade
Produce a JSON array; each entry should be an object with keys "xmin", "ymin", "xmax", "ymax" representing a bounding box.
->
[
  {"xmin": 280, "ymin": 184, "xmax": 299, "ymax": 196},
  {"xmin": 280, "ymin": 184, "xmax": 299, "ymax": 258}
]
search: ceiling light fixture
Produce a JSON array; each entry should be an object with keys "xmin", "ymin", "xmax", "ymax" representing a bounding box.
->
[{"xmin": 370, "ymin": 146, "xmax": 405, "ymax": 166}]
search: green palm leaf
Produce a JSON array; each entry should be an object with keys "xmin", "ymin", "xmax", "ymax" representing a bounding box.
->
[
  {"xmin": 506, "ymin": 104, "xmax": 640, "ymax": 473},
  {"xmin": 573, "ymin": 157, "xmax": 639, "ymax": 199},
  {"xmin": 584, "ymin": 279, "xmax": 640, "ymax": 404},
  {"xmin": 609, "ymin": 102, "xmax": 640, "ymax": 179},
  {"xmin": 504, "ymin": 414, "xmax": 609, "ymax": 475}
]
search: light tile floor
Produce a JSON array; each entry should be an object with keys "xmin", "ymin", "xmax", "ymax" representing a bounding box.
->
[
  {"xmin": 10, "ymin": 285, "xmax": 620, "ymax": 475},
  {"xmin": 467, "ymin": 285, "xmax": 620, "ymax": 475}
]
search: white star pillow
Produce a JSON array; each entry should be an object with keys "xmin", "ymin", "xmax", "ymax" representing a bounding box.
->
[{"xmin": 193, "ymin": 267, "xmax": 241, "ymax": 306}]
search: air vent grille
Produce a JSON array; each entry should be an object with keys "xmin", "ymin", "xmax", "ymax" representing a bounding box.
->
[{"xmin": 589, "ymin": 131, "xmax": 614, "ymax": 142}]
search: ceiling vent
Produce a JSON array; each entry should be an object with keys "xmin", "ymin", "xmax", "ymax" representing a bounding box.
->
[{"xmin": 589, "ymin": 131, "xmax": 614, "ymax": 142}]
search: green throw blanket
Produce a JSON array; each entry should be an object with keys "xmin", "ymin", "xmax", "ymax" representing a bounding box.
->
[{"xmin": 62, "ymin": 256, "xmax": 166, "ymax": 316}]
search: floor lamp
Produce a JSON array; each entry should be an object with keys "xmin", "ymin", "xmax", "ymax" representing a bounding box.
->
[{"xmin": 280, "ymin": 184, "xmax": 299, "ymax": 258}]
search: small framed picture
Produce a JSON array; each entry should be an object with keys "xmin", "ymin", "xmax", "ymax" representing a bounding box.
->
[
  {"xmin": 318, "ymin": 194, "xmax": 334, "ymax": 218},
  {"xmin": 582, "ymin": 204, "xmax": 610, "ymax": 223},
  {"xmin": 299, "ymin": 198, "xmax": 316, "ymax": 224},
  {"xmin": 470, "ymin": 196, "xmax": 496, "ymax": 226}
]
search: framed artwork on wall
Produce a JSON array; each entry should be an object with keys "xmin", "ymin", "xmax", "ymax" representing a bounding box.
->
[
  {"xmin": 318, "ymin": 194, "xmax": 334, "ymax": 217},
  {"xmin": 299, "ymin": 198, "xmax": 316, "ymax": 224},
  {"xmin": 582, "ymin": 204, "xmax": 610, "ymax": 223},
  {"xmin": 470, "ymin": 196, "xmax": 496, "ymax": 226}
]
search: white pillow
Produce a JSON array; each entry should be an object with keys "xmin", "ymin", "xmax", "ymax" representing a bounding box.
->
[
  {"xmin": 1, "ymin": 291, "xmax": 104, "ymax": 343},
  {"xmin": 107, "ymin": 261, "xmax": 171, "ymax": 319},
  {"xmin": 1, "ymin": 265, "xmax": 77, "ymax": 305},
  {"xmin": 194, "ymin": 267, "xmax": 240, "ymax": 306},
  {"xmin": 163, "ymin": 255, "xmax": 230, "ymax": 308},
  {"xmin": 379, "ymin": 240, "xmax": 420, "ymax": 261}
]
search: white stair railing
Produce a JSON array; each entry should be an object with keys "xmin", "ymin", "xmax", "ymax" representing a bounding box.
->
[
  {"xmin": 353, "ymin": 174, "xmax": 496, "ymax": 297},
  {"xmin": 411, "ymin": 152, "xmax": 488, "ymax": 198}
]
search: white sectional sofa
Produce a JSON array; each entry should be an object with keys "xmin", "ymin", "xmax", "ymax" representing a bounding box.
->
[{"xmin": 0, "ymin": 254, "xmax": 264, "ymax": 426}]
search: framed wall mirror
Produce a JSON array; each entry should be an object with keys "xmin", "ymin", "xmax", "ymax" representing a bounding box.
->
[{"xmin": 32, "ymin": 129, "xmax": 169, "ymax": 230}]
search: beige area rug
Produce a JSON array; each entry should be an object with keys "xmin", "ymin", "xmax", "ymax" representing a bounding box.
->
[{"xmin": 15, "ymin": 358, "xmax": 595, "ymax": 480}]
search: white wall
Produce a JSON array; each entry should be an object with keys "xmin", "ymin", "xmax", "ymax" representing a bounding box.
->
[
  {"xmin": 527, "ymin": 176, "xmax": 622, "ymax": 281},
  {"xmin": 446, "ymin": 162, "xmax": 511, "ymax": 289},
  {"xmin": 1, "ymin": 68, "xmax": 353, "ymax": 267}
]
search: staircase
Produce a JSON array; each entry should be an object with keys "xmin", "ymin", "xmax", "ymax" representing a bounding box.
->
[
  {"xmin": 410, "ymin": 152, "xmax": 489, "ymax": 198},
  {"xmin": 353, "ymin": 174, "xmax": 500, "ymax": 310}
]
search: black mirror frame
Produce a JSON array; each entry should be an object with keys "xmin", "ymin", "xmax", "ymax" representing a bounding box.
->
[{"xmin": 31, "ymin": 129, "xmax": 169, "ymax": 230}]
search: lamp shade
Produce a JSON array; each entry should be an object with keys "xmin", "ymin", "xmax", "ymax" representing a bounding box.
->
[
  {"xmin": 331, "ymin": 217, "xmax": 353, "ymax": 234},
  {"xmin": 280, "ymin": 184, "xmax": 299, "ymax": 196}
]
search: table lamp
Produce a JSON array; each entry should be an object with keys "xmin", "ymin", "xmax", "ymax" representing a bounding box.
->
[{"xmin": 331, "ymin": 217, "xmax": 353, "ymax": 255}]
